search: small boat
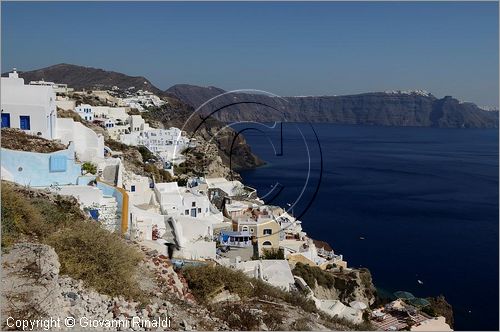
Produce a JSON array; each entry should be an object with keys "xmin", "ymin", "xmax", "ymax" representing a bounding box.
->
[{"xmin": 417, "ymin": 279, "xmax": 423, "ymax": 285}]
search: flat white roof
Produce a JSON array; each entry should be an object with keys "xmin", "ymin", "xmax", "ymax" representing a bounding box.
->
[{"xmin": 155, "ymin": 182, "xmax": 179, "ymax": 193}]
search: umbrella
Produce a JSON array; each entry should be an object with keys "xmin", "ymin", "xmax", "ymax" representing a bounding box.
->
[
  {"xmin": 349, "ymin": 301, "xmax": 368, "ymax": 310},
  {"xmin": 409, "ymin": 298, "xmax": 431, "ymax": 307},
  {"xmin": 393, "ymin": 291, "xmax": 415, "ymax": 300}
]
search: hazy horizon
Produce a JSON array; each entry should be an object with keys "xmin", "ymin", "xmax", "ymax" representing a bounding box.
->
[{"xmin": 2, "ymin": 2, "xmax": 499, "ymax": 106}]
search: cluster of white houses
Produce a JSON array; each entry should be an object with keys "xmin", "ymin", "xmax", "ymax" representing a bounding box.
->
[{"xmin": 3, "ymin": 68, "xmax": 440, "ymax": 327}]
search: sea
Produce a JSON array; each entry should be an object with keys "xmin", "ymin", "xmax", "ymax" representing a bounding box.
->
[{"xmin": 233, "ymin": 122, "xmax": 499, "ymax": 331}]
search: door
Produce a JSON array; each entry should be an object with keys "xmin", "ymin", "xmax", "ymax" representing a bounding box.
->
[
  {"xmin": 190, "ymin": 208, "xmax": 197, "ymax": 217},
  {"xmin": 1, "ymin": 113, "xmax": 10, "ymax": 128}
]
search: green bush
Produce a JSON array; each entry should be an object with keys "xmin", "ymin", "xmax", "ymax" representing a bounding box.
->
[
  {"xmin": 81, "ymin": 162, "xmax": 97, "ymax": 174},
  {"xmin": 261, "ymin": 248, "xmax": 285, "ymax": 260},
  {"xmin": 292, "ymin": 262, "xmax": 335, "ymax": 289},
  {"xmin": 143, "ymin": 163, "xmax": 172, "ymax": 182},
  {"xmin": 104, "ymin": 139, "xmax": 129, "ymax": 152},
  {"xmin": 137, "ymin": 145, "xmax": 156, "ymax": 162}
]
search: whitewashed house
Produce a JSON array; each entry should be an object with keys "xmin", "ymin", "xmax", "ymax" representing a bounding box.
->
[
  {"xmin": 1, "ymin": 69, "xmax": 57, "ymax": 139},
  {"xmin": 121, "ymin": 170, "xmax": 155, "ymax": 206},
  {"xmin": 154, "ymin": 182, "xmax": 223, "ymax": 222},
  {"xmin": 56, "ymin": 118, "xmax": 105, "ymax": 162},
  {"xmin": 129, "ymin": 115, "xmax": 149, "ymax": 132},
  {"xmin": 91, "ymin": 106, "xmax": 130, "ymax": 139},
  {"xmin": 75, "ymin": 104, "xmax": 94, "ymax": 121}
]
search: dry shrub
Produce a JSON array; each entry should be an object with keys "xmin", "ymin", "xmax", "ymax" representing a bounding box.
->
[
  {"xmin": 47, "ymin": 222, "xmax": 144, "ymax": 300},
  {"xmin": 1, "ymin": 185, "xmax": 41, "ymax": 247},
  {"xmin": 1, "ymin": 182, "xmax": 144, "ymax": 301},
  {"xmin": 220, "ymin": 305, "xmax": 260, "ymax": 331},
  {"xmin": 183, "ymin": 265, "xmax": 317, "ymax": 314}
]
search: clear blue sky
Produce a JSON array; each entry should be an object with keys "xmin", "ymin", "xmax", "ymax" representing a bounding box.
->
[{"xmin": 2, "ymin": 1, "xmax": 498, "ymax": 106}]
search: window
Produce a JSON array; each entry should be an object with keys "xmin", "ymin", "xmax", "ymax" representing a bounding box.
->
[
  {"xmin": 250, "ymin": 228, "xmax": 254, "ymax": 233},
  {"xmin": 198, "ymin": 208, "xmax": 201, "ymax": 213},
  {"xmin": 263, "ymin": 229, "xmax": 272, "ymax": 235},
  {"xmin": 192, "ymin": 202, "xmax": 196, "ymax": 207},
  {"xmin": 131, "ymin": 185, "xmax": 136, "ymax": 192},
  {"xmin": 19, "ymin": 115, "xmax": 30, "ymax": 130},
  {"xmin": 49, "ymin": 155, "xmax": 67, "ymax": 172},
  {"xmin": 262, "ymin": 241, "xmax": 272, "ymax": 246},
  {"xmin": 185, "ymin": 210, "xmax": 189, "ymax": 215},
  {"xmin": 1, "ymin": 113, "xmax": 10, "ymax": 128},
  {"xmin": 242, "ymin": 226, "xmax": 249, "ymax": 232}
]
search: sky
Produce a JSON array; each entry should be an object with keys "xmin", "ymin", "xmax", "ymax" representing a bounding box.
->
[{"xmin": 2, "ymin": 1, "xmax": 499, "ymax": 106}]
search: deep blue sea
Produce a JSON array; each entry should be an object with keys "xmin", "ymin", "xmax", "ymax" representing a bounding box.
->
[{"xmin": 235, "ymin": 123, "xmax": 499, "ymax": 331}]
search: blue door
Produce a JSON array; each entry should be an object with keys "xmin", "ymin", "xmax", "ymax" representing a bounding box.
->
[
  {"xmin": 1, "ymin": 113, "xmax": 10, "ymax": 128},
  {"xmin": 20, "ymin": 116, "xmax": 30, "ymax": 130}
]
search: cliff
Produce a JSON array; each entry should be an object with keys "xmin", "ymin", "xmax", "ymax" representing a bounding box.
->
[
  {"xmin": 292, "ymin": 263, "xmax": 377, "ymax": 306},
  {"xmin": 166, "ymin": 85, "xmax": 499, "ymax": 128}
]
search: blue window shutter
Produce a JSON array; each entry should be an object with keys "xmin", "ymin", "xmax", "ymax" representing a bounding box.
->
[
  {"xmin": 49, "ymin": 155, "xmax": 67, "ymax": 172},
  {"xmin": 131, "ymin": 185, "xmax": 136, "ymax": 192},
  {"xmin": 1, "ymin": 113, "xmax": 11, "ymax": 128},
  {"xmin": 89, "ymin": 209, "xmax": 99, "ymax": 220},
  {"xmin": 20, "ymin": 116, "xmax": 30, "ymax": 130}
]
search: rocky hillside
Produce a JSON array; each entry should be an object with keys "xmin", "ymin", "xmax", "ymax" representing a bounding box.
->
[
  {"xmin": 3, "ymin": 64, "xmax": 162, "ymax": 94},
  {"xmin": 1, "ymin": 184, "xmax": 360, "ymax": 331},
  {"xmin": 166, "ymin": 84, "xmax": 499, "ymax": 128},
  {"xmin": 292, "ymin": 263, "xmax": 377, "ymax": 306}
]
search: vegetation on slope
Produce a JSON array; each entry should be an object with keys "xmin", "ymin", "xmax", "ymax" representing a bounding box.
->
[
  {"xmin": 182, "ymin": 265, "xmax": 316, "ymax": 312},
  {"xmin": 1, "ymin": 182, "xmax": 144, "ymax": 300},
  {"xmin": 292, "ymin": 262, "xmax": 336, "ymax": 289},
  {"xmin": 1, "ymin": 128, "xmax": 66, "ymax": 153}
]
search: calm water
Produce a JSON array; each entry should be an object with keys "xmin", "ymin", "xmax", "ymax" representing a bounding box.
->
[{"xmin": 235, "ymin": 123, "xmax": 499, "ymax": 331}]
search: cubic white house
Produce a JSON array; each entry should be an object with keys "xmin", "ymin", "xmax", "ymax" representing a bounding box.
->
[{"xmin": 1, "ymin": 69, "xmax": 57, "ymax": 139}]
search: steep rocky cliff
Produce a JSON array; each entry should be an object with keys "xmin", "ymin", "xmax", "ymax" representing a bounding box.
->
[
  {"xmin": 292, "ymin": 263, "xmax": 377, "ymax": 306},
  {"xmin": 166, "ymin": 85, "xmax": 498, "ymax": 128}
]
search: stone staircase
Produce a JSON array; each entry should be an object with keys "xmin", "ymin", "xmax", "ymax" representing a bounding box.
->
[{"xmin": 99, "ymin": 195, "xmax": 121, "ymax": 232}]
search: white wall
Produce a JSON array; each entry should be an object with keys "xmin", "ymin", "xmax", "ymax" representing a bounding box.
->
[
  {"xmin": 57, "ymin": 185, "xmax": 103, "ymax": 207},
  {"xmin": 130, "ymin": 206, "xmax": 167, "ymax": 241},
  {"xmin": 56, "ymin": 118, "xmax": 104, "ymax": 162},
  {"xmin": 75, "ymin": 104, "xmax": 94, "ymax": 121},
  {"xmin": 1, "ymin": 72, "xmax": 57, "ymax": 139},
  {"xmin": 123, "ymin": 172, "xmax": 153, "ymax": 206}
]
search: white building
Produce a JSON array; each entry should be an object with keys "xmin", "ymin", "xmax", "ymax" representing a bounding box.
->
[
  {"xmin": 121, "ymin": 90, "xmax": 166, "ymax": 111},
  {"xmin": 75, "ymin": 104, "xmax": 94, "ymax": 121},
  {"xmin": 56, "ymin": 118, "xmax": 105, "ymax": 163},
  {"xmin": 154, "ymin": 182, "xmax": 223, "ymax": 222},
  {"xmin": 173, "ymin": 215, "xmax": 217, "ymax": 260},
  {"xmin": 129, "ymin": 205, "xmax": 170, "ymax": 242},
  {"xmin": 129, "ymin": 115, "xmax": 149, "ymax": 132},
  {"xmin": 205, "ymin": 177, "xmax": 247, "ymax": 197},
  {"xmin": 234, "ymin": 260, "xmax": 295, "ymax": 291},
  {"xmin": 92, "ymin": 106, "xmax": 129, "ymax": 121},
  {"xmin": 29, "ymin": 80, "xmax": 73, "ymax": 94},
  {"xmin": 1, "ymin": 69, "xmax": 57, "ymax": 139},
  {"xmin": 121, "ymin": 170, "xmax": 155, "ymax": 206}
]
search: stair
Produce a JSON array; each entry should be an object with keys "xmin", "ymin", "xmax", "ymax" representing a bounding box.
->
[{"xmin": 99, "ymin": 195, "xmax": 120, "ymax": 232}]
